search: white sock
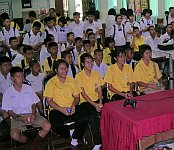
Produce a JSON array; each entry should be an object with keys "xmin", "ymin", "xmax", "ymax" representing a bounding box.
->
[
  {"xmin": 70, "ymin": 129, "xmax": 75, "ymax": 137},
  {"xmin": 71, "ymin": 138, "xmax": 78, "ymax": 146},
  {"xmin": 92, "ymin": 144, "xmax": 101, "ymax": 150}
]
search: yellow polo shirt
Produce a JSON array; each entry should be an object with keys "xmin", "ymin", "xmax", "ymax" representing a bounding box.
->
[
  {"xmin": 18, "ymin": 58, "xmax": 29, "ymax": 69},
  {"xmin": 75, "ymin": 70, "xmax": 105, "ymax": 103},
  {"xmin": 104, "ymin": 63, "xmax": 134, "ymax": 97},
  {"xmin": 103, "ymin": 47, "xmax": 112, "ymax": 65},
  {"xmin": 133, "ymin": 59, "xmax": 162, "ymax": 83},
  {"xmin": 44, "ymin": 76, "xmax": 81, "ymax": 108},
  {"xmin": 91, "ymin": 43, "xmax": 103, "ymax": 57},
  {"xmin": 43, "ymin": 56, "xmax": 60, "ymax": 73},
  {"xmin": 130, "ymin": 36, "xmax": 145, "ymax": 52}
]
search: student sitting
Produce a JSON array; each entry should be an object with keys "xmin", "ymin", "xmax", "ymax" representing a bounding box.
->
[
  {"xmin": 43, "ymin": 42, "xmax": 60, "ymax": 74},
  {"xmin": 125, "ymin": 48, "xmax": 137, "ymax": 70},
  {"xmin": 0, "ymin": 56, "xmax": 12, "ymax": 120},
  {"xmin": 103, "ymin": 37, "xmax": 115, "ymax": 65},
  {"xmin": 130, "ymin": 27, "xmax": 145, "ymax": 61},
  {"xmin": 12, "ymin": 44, "xmax": 24, "ymax": 66},
  {"xmin": 60, "ymin": 32, "xmax": 75, "ymax": 52},
  {"xmin": 76, "ymin": 53, "xmax": 104, "ymax": 150},
  {"xmin": 26, "ymin": 59, "xmax": 45, "ymax": 115},
  {"xmin": 92, "ymin": 49, "xmax": 107, "ymax": 78},
  {"xmin": 1, "ymin": 17, "xmax": 20, "ymax": 51},
  {"xmin": 18, "ymin": 45, "xmax": 34, "ymax": 77},
  {"xmin": 85, "ymin": 28, "xmax": 93, "ymax": 40},
  {"xmin": 44, "ymin": 17, "xmax": 58, "ymax": 43},
  {"xmin": 104, "ymin": 49, "xmax": 134, "ymax": 101},
  {"xmin": 23, "ymin": 21, "xmax": 44, "ymax": 55},
  {"xmin": 73, "ymin": 37, "xmax": 83, "ymax": 66},
  {"xmin": 44, "ymin": 59, "xmax": 87, "ymax": 146},
  {"xmin": 2, "ymin": 66, "xmax": 51, "ymax": 149},
  {"xmin": 6, "ymin": 37, "xmax": 19, "ymax": 61},
  {"xmin": 133, "ymin": 44, "xmax": 164, "ymax": 94},
  {"xmin": 61, "ymin": 51, "xmax": 79, "ymax": 78},
  {"xmin": 160, "ymin": 24, "xmax": 172, "ymax": 45},
  {"xmin": 57, "ymin": 17, "xmax": 68, "ymax": 44}
]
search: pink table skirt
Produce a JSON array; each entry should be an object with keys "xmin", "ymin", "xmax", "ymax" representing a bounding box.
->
[{"xmin": 100, "ymin": 89, "xmax": 174, "ymax": 150}]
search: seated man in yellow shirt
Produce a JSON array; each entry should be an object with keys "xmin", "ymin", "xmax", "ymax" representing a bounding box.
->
[
  {"xmin": 44, "ymin": 59, "xmax": 87, "ymax": 146},
  {"xmin": 75, "ymin": 53, "xmax": 104, "ymax": 150},
  {"xmin": 130, "ymin": 27, "xmax": 145, "ymax": 61},
  {"xmin": 104, "ymin": 49, "xmax": 135, "ymax": 101},
  {"xmin": 134, "ymin": 44, "xmax": 164, "ymax": 94},
  {"xmin": 43, "ymin": 42, "xmax": 60, "ymax": 74}
]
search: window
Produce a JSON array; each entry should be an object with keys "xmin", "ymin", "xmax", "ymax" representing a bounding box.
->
[{"xmin": 108, "ymin": 0, "xmax": 117, "ymax": 10}]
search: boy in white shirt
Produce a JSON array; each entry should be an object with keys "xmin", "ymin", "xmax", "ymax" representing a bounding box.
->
[
  {"xmin": 1, "ymin": 17, "xmax": 20, "ymax": 50},
  {"xmin": 160, "ymin": 24, "xmax": 172, "ymax": 45},
  {"xmin": 12, "ymin": 44, "xmax": 24, "ymax": 67},
  {"xmin": 68, "ymin": 12, "xmax": 85, "ymax": 38}
]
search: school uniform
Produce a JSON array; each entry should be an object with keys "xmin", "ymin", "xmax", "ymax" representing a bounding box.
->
[
  {"xmin": 57, "ymin": 25, "xmax": 68, "ymax": 43},
  {"xmin": 68, "ymin": 21, "xmax": 85, "ymax": 38},
  {"xmin": 0, "ymin": 72, "xmax": 12, "ymax": 94},
  {"xmin": 163, "ymin": 14, "xmax": 174, "ymax": 26},
  {"xmin": 110, "ymin": 24, "xmax": 126, "ymax": 47},
  {"xmin": 40, "ymin": 45, "xmax": 51, "ymax": 66},
  {"xmin": 26, "ymin": 73, "xmax": 45, "ymax": 93},
  {"xmin": 23, "ymin": 23, "xmax": 31, "ymax": 33},
  {"xmin": 67, "ymin": 64, "xmax": 79, "ymax": 78},
  {"xmin": 73, "ymin": 47, "xmax": 84, "ymax": 66},
  {"xmin": 44, "ymin": 75, "xmax": 87, "ymax": 139},
  {"xmin": 145, "ymin": 35, "xmax": 160, "ymax": 50},
  {"xmin": 102, "ymin": 47, "xmax": 113, "ymax": 65},
  {"xmin": 60, "ymin": 42, "xmax": 75, "ymax": 52},
  {"xmin": 12, "ymin": 53, "xmax": 24, "ymax": 67},
  {"xmin": 1, "ymin": 27, "xmax": 20, "ymax": 46},
  {"xmin": 45, "ymin": 26, "xmax": 59, "ymax": 43},
  {"xmin": 6, "ymin": 48, "xmax": 18, "ymax": 61},
  {"xmin": 160, "ymin": 32, "xmax": 171, "ymax": 45},
  {"xmin": 91, "ymin": 43, "xmax": 103, "ymax": 57},
  {"xmin": 18, "ymin": 58, "xmax": 31, "ymax": 77},
  {"xmin": 125, "ymin": 59, "xmax": 137, "ymax": 70},
  {"xmin": 140, "ymin": 17, "xmax": 154, "ymax": 37},
  {"xmin": 92, "ymin": 61, "xmax": 107, "ymax": 78},
  {"xmin": 130, "ymin": 36, "xmax": 145, "ymax": 52},
  {"xmin": 84, "ymin": 20, "xmax": 99, "ymax": 34},
  {"xmin": 105, "ymin": 15, "xmax": 116, "ymax": 37},
  {"xmin": 125, "ymin": 21, "xmax": 140, "ymax": 44}
]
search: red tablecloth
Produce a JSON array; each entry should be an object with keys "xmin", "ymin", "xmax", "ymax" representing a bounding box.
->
[{"xmin": 100, "ymin": 90, "xmax": 174, "ymax": 150}]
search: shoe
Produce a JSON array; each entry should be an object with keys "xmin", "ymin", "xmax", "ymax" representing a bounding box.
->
[
  {"xmin": 71, "ymin": 138, "xmax": 78, "ymax": 146},
  {"xmin": 92, "ymin": 144, "xmax": 101, "ymax": 150}
]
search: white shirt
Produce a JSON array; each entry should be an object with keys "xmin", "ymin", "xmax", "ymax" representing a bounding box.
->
[
  {"xmin": 23, "ymin": 23, "xmax": 31, "ymax": 32},
  {"xmin": 0, "ymin": 72, "xmax": 12, "ymax": 94},
  {"xmin": 105, "ymin": 15, "xmax": 116, "ymax": 37},
  {"xmin": 125, "ymin": 21, "xmax": 140, "ymax": 42},
  {"xmin": 67, "ymin": 64, "xmax": 79, "ymax": 78},
  {"xmin": 110, "ymin": 24, "xmax": 126, "ymax": 46},
  {"xmin": 45, "ymin": 26, "xmax": 59, "ymax": 43},
  {"xmin": 60, "ymin": 42, "xmax": 75, "ymax": 52},
  {"xmin": 125, "ymin": 59, "xmax": 137, "ymax": 70},
  {"xmin": 145, "ymin": 35, "xmax": 160, "ymax": 50},
  {"xmin": 23, "ymin": 30, "xmax": 44, "ymax": 46},
  {"xmin": 73, "ymin": 47, "xmax": 84, "ymax": 65},
  {"xmin": 84, "ymin": 20, "xmax": 99, "ymax": 34},
  {"xmin": 40, "ymin": 45, "xmax": 51, "ymax": 66},
  {"xmin": 26, "ymin": 73, "xmax": 45, "ymax": 92},
  {"xmin": 12, "ymin": 53, "xmax": 24, "ymax": 66},
  {"xmin": 6, "ymin": 48, "xmax": 18, "ymax": 59},
  {"xmin": 1, "ymin": 27, "xmax": 20, "ymax": 46},
  {"xmin": 68, "ymin": 21, "xmax": 85, "ymax": 38},
  {"xmin": 2, "ymin": 84, "xmax": 40, "ymax": 114},
  {"xmin": 140, "ymin": 17, "xmax": 154, "ymax": 37},
  {"xmin": 57, "ymin": 25, "xmax": 68, "ymax": 43},
  {"xmin": 160, "ymin": 32, "xmax": 171, "ymax": 45},
  {"xmin": 92, "ymin": 61, "xmax": 108, "ymax": 78},
  {"xmin": 163, "ymin": 15, "xmax": 174, "ymax": 26}
]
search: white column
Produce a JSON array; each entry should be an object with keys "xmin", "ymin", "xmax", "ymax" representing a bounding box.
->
[
  {"xmin": 158, "ymin": 0, "xmax": 164, "ymax": 19},
  {"xmin": 68, "ymin": 0, "xmax": 76, "ymax": 18},
  {"xmin": 98, "ymin": 0, "xmax": 108, "ymax": 23},
  {"xmin": 49, "ymin": 0, "xmax": 55, "ymax": 8},
  {"xmin": 117, "ymin": 0, "xmax": 122, "ymax": 13}
]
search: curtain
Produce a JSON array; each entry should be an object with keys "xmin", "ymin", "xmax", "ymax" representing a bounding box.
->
[
  {"xmin": 164, "ymin": 0, "xmax": 174, "ymax": 11},
  {"xmin": 108, "ymin": 0, "xmax": 117, "ymax": 9},
  {"xmin": 149, "ymin": 0, "xmax": 158, "ymax": 23}
]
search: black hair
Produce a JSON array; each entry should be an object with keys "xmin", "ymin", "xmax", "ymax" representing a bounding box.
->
[
  {"xmin": 165, "ymin": 11, "xmax": 169, "ymax": 16},
  {"xmin": 56, "ymin": 13, "xmax": 61, "ymax": 17},
  {"xmin": 17, "ymin": 44, "xmax": 25, "ymax": 50},
  {"xmin": 105, "ymin": 37, "xmax": 115, "ymax": 47},
  {"xmin": 127, "ymin": 9, "xmax": 133, "ymax": 16},
  {"xmin": 23, "ymin": 45, "xmax": 33, "ymax": 54},
  {"xmin": 47, "ymin": 42, "xmax": 58, "ymax": 49},
  {"xmin": 80, "ymin": 53, "xmax": 93, "ymax": 70},
  {"xmin": 86, "ymin": 28, "xmax": 93, "ymax": 34},
  {"xmin": 110, "ymin": 49, "xmax": 125, "ymax": 64},
  {"xmin": 44, "ymin": 37, "xmax": 53, "ymax": 45},
  {"xmin": 4, "ymin": 17, "xmax": 10, "ymax": 21},
  {"xmin": 58, "ymin": 16, "xmax": 67, "ymax": 25},
  {"xmin": 61, "ymin": 50, "xmax": 72, "ymax": 59},
  {"xmin": 139, "ymin": 44, "xmax": 152, "ymax": 57},
  {"xmin": 133, "ymin": 26, "xmax": 139, "ymax": 31},
  {"xmin": 94, "ymin": 49, "xmax": 103, "ymax": 55},
  {"xmin": 128, "ymin": 13, "xmax": 134, "ymax": 18},
  {"xmin": 75, "ymin": 37, "xmax": 82, "ymax": 43},
  {"xmin": 29, "ymin": 11, "xmax": 36, "ymax": 18},
  {"xmin": 166, "ymin": 23, "xmax": 172, "ymax": 28},
  {"xmin": 29, "ymin": 59, "xmax": 39, "ymax": 68},
  {"xmin": 88, "ymin": 32, "xmax": 95, "ymax": 39},
  {"xmin": 0, "ymin": 56, "xmax": 11, "ymax": 66},
  {"xmin": 94, "ymin": 10, "xmax": 100, "ymax": 19},
  {"xmin": 44, "ymin": 17, "xmax": 52, "ymax": 24},
  {"xmin": 46, "ymin": 34, "xmax": 54, "ymax": 39},
  {"xmin": 9, "ymin": 37, "xmax": 17, "ymax": 44},
  {"xmin": 115, "ymin": 14, "xmax": 122, "ymax": 21},
  {"xmin": 33, "ymin": 21, "xmax": 41, "ymax": 28},
  {"xmin": 26, "ymin": 19, "xmax": 30, "ymax": 24},
  {"xmin": 169, "ymin": 7, "xmax": 174, "ymax": 11},
  {"xmin": 10, "ymin": 66, "xmax": 23, "ymax": 77},
  {"xmin": 83, "ymin": 40, "xmax": 91, "ymax": 46},
  {"xmin": 143, "ymin": 9, "xmax": 152, "ymax": 16},
  {"xmin": 88, "ymin": 11, "xmax": 95, "ymax": 16},
  {"xmin": 54, "ymin": 59, "xmax": 69, "ymax": 72},
  {"xmin": 73, "ymin": 12, "xmax": 80, "ymax": 16},
  {"xmin": 108, "ymin": 8, "xmax": 116, "ymax": 16},
  {"xmin": 67, "ymin": 32, "xmax": 74, "ymax": 38},
  {"xmin": 49, "ymin": 8, "xmax": 56, "ymax": 12},
  {"xmin": 51, "ymin": 17, "xmax": 56, "ymax": 22},
  {"xmin": 148, "ymin": 25, "xmax": 155, "ymax": 31},
  {"xmin": 120, "ymin": 8, "xmax": 127, "ymax": 15},
  {"xmin": 0, "ymin": 12, "xmax": 9, "ymax": 21}
]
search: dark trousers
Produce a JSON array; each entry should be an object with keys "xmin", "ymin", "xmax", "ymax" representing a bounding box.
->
[
  {"xmin": 80, "ymin": 101, "xmax": 102, "ymax": 145},
  {"xmin": 102, "ymin": 87, "xmax": 109, "ymax": 104},
  {"xmin": 111, "ymin": 91, "xmax": 138, "ymax": 101},
  {"xmin": 49, "ymin": 105, "xmax": 88, "ymax": 139}
]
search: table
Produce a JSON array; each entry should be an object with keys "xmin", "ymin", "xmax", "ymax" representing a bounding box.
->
[{"xmin": 100, "ymin": 89, "xmax": 174, "ymax": 150}]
